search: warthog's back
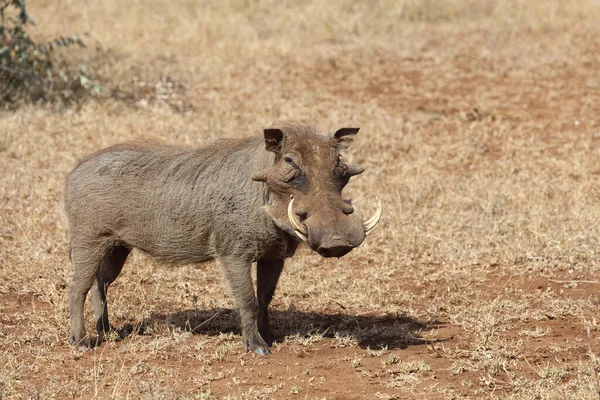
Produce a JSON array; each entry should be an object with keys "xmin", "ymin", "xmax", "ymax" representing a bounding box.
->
[{"xmin": 64, "ymin": 138, "xmax": 275, "ymax": 263}]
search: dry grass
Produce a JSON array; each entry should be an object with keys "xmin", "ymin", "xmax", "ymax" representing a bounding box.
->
[{"xmin": 2, "ymin": 0, "xmax": 600, "ymax": 398}]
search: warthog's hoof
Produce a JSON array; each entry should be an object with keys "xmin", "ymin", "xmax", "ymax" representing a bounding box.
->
[
  {"xmin": 254, "ymin": 346, "xmax": 271, "ymax": 356},
  {"xmin": 69, "ymin": 334, "xmax": 91, "ymax": 350},
  {"xmin": 259, "ymin": 327, "xmax": 275, "ymax": 347},
  {"xmin": 96, "ymin": 320, "xmax": 114, "ymax": 336},
  {"xmin": 244, "ymin": 338, "xmax": 272, "ymax": 356}
]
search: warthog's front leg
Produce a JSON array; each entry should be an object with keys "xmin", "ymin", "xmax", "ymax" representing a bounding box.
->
[
  {"xmin": 220, "ymin": 257, "xmax": 271, "ymax": 355},
  {"xmin": 257, "ymin": 259, "xmax": 284, "ymax": 346}
]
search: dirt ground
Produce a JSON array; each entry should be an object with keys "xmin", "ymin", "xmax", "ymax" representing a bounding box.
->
[{"xmin": 1, "ymin": 1, "xmax": 600, "ymax": 399}]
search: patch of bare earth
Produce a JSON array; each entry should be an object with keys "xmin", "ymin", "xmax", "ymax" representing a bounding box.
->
[{"xmin": 2, "ymin": 1, "xmax": 600, "ymax": 399}]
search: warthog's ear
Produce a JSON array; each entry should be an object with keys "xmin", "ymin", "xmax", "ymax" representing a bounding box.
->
[
  {"xmin": 333, "ymin": 127, "xmax": 360, "ymax": 149},
  {"xmin": 264, "ymin": 128, "xmax": 284, "ymax": 153}
]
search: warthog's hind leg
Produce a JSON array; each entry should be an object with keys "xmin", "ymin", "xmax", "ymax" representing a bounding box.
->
[
  {"xmin": 220, "ymin": 256, "xmax": 271, "ymax": 355},
  {"xmin": 257, "ymin": 259, "xmax": 284, "ymax": 346},
  {"xmin": 68, "ymin": 245, "xmax": 106, "ymax": 348},
  {"xmin": 90, "ymin": 245, "xmax": 130, "ymax": 340}
]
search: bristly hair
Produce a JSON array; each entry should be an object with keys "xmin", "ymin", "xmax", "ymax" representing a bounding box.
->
[{"xmin": 268, "ymin": 121, "xmax": 320, "ymax": 138}]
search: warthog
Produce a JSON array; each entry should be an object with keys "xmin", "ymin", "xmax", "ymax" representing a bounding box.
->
[{"xmin": 65, "ymin": 121, "xmax": 382, "ymax": 355}]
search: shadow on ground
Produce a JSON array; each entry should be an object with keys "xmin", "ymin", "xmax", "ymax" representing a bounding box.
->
[{"xmin": 116, "ymin": 308, "xmax": 451, "ymax": 350}]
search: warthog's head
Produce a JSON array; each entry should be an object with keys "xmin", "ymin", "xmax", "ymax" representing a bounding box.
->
[{"xmin": 252, "ymin": 122, "xmax": 382, "ymax": 258}]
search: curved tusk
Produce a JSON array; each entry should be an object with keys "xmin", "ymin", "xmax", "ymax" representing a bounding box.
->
[
  {"xmin": 363, "ymin": 196, "xmax": 383, "ymax": 235},
  {"xmin": 287, "ymin": 196, "xmax": 308, "ymax": 241},
  {"xmin": 294, "ymin": 229, "xmax": 308, "ymax": 242}
]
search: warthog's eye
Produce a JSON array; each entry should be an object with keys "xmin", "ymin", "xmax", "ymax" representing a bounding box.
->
[
  {"xmin": 335, "ymin": 156, "xmax": 350, "ymax": 175},
  {"xmin": 284, "ymin": 156, "xmax": 298, "ymax": 168},
  {"xmin": 334, "ymin": 163, "xmax": 348, "ymax": 177},
  {"xmin": 332, "ymin": 161, "xmax": 352, "ymax": 190},
  {"xmin": 279, "ymin": 155, "xmax": 303, "ymax": 184}
]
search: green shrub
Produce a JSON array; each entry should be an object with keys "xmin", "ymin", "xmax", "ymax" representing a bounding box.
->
[{"xmin": 0, "ymin": 0, "xmax": 101, "ymax": 109}]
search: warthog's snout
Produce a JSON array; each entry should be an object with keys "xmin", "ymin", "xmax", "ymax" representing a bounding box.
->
[
  {"xmin": 309, "ymin": 221, "xmax": 365, "ymax": 258},
  {"xmin": 311, "ymin": 230, "xmax": 364, "ymax": 258},
  {"xmin": 316, "ymin": 239, "xmax": 354, "ymax": 258},
  {"xmin": 288, "ymin": 196, "xmax": 382, "ymax": 257}
]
